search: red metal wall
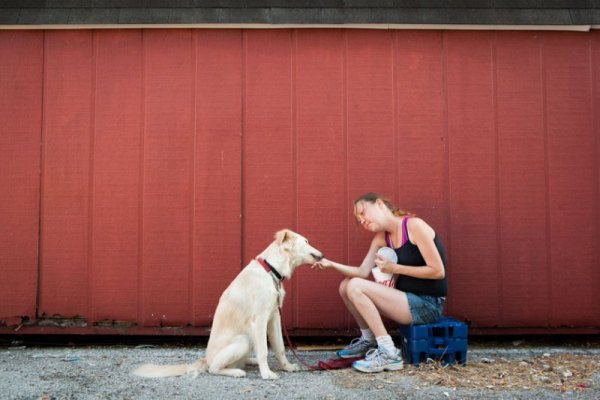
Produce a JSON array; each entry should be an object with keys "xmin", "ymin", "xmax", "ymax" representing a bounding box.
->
[{"xmin": 0, "ymin": 29, "xmax": 599, "ymax": 334}]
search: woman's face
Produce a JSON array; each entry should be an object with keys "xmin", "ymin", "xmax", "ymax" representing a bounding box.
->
[{"xmin": 354, "ymin": 200, "xmax": 385, "ymax": 232}]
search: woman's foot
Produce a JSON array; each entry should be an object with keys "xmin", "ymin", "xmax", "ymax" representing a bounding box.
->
[
  {"xmin": 336, "ymin": 337, "xmax": 377, "ymax": 359},
  {"xmin": 352, "ymin": 347, "xmax": 404, "ymax": 373}
]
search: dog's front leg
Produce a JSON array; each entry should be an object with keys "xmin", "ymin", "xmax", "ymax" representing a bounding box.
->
[
  {"xmin": 268, "ymin": 311, "xmax": 300, "ymax": 373},
  {"xmin": 252, "ymin": 315, "xmax": 279, "ymax": 380}
]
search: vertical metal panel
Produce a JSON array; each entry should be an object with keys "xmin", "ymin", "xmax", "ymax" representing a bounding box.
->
[
  {"xmin": 141, "ymin": 30, "xmax": 195, "ymax": 326},
  {"xmin": 345, "ymin": 31, "xmax": 396, "ymax": 326},
  {"xmin": 192, "ymin": 30, "xmax": 242, "ymax": 325},
  {"xmin": 394, "ymin": 30, "xmax": 449, "ymax": 300},
  {"xmin": 39, "ymin": 31, "xmax": 93, "ymax": 318},
  {"xmin": 345, "ymin": 30, "xmax": 396, "ymax": 198},
  {"xmin": 544, "ymin": 32, "xmax": 597, "ymax": 326},
  {"xmin": 495, "ymin": 32, "xmax": 549, "ymax": 327},
  {"xmin": 446, "ymin": 32, "xmax": 500, "ymax": 326},
  {"xmin": 243, "ymin": 30, "xmax": 296, "ymax": 326},
  {"xmin": 91, "ymin": 30, "xmax": 143, "ymax": 323},
  {"xmin": 0, "ymin": 31, "xmax": 43, "ymax": 324},
  {"xmin": 593, "ymin": 31, "xmax": 600, "ymax": 324},
  {"xmin": 294, "ymin": 29, "xmax": 347, "ymax": 329}
]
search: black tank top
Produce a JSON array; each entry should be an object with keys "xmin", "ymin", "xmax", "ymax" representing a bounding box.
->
[{"xmin": 385, "ymin": 217, "xmax": 448, "ymax": 297}]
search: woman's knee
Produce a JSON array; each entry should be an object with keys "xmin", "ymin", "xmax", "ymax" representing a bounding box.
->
[
  {"xmin": 345, "ymin": 277, "xmax": 366, "ymax": 300},
  {"xmin": 338, "ymin": 277, "xmax": 351, "ymax": 298}
]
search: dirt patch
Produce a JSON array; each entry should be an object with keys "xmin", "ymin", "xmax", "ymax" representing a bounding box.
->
[{"xmin": 333, "ymin": 353, "xmax": 600, "ymax": 393}]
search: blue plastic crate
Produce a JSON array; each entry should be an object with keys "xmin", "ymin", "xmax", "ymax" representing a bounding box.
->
[
  {"xmin": 399, "ymin": 317, "xmax": 468, "ymax": 365},
  {"xmin": 400, "ymin": 317, "xmax": 468, "ymax": 341},
  {"xmin": 402, "ymin": 338, "xmax": 429, "ymax": 364},
  {"xmin": 427, "ymin": 338, "xmax": 468, "ymax": 365}
]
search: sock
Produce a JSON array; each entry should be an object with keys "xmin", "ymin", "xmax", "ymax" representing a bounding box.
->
[
  {"xmin": 376, "ymin": 335, "xmax": 397, "ymax": 354},
  {"xmin": 360, "ymin": 328, "xmax": 375, "ymax": 342}
]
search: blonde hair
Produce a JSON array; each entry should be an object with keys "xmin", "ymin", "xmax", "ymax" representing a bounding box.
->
[{"xmin": 353, "ymin": 192, "xmax": 413, "ymax": 218}]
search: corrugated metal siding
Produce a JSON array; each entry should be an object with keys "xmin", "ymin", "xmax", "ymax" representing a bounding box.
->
[
  {"xmin": 0, "ymin": 31, "xmax": 43, "ymax": 327},
  {"xmin": 0, "ymin": 29, "xmax": 598, "ymax": 333}
]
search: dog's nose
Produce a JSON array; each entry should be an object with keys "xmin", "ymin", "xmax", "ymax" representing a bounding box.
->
[{"xmin": 312, "ymin": 253, "xmax": 324, "ymax": 261}]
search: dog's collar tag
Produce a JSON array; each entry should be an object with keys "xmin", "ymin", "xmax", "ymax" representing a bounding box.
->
[{"xmin": 256, "ymin": 258, "xmax": 284, "ymax": 281}]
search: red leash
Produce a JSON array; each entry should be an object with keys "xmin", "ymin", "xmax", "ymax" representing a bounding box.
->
[
  {"xmin": 281, "ymin": 317, "xmax": 320, "ymax": 371},
  {"xmin": 281, "ymin": 314, "xmax": 362, "ymax": 371}
]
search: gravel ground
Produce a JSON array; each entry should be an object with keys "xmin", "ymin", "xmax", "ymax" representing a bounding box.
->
[{"xmin": 1, "ymin": 339, "xmax": 599, "ymax": 400}]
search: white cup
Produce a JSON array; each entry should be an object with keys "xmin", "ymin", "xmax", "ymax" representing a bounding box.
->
[{"xmin": 372, "ymin": 247, "xmax": 397, "ymax": 287}]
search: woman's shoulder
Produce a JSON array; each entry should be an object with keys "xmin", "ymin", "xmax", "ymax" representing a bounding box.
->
[
  {"xmin": 405, "ymin": 216, "xmax": 435, "ymax": 239},
  {"xmin": 406, "ymin": 215, "xmax": 425, "ymax": 227}
]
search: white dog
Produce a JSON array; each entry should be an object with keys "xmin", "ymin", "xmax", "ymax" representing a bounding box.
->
[{"xmin": 133, "ymin": 229, "xmax": 323, "ymax": 380}]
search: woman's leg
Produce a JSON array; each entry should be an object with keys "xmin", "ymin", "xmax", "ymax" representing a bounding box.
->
[
  {"xmin": 337, "ymin": 278, "xmax": 377, "ymax": 358},
  {"xmin": 339, "ymin": 278, "xmax": 370, "ymax": 329},
  {"xmin": 344, "ymin": 277, "xmax": 412, "ymax": 337}
]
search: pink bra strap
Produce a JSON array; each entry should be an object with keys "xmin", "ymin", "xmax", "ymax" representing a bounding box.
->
[
  {"xmin": 385, "ymin": 231, "xmax": 393, "ymax": 248},
  {"xmin": 386, "ymin": 217, "xmax": 410, "ymax": 248},
  {"xmin": 401, "ymin": 216, "xmax": 410, "ymax": 246}
]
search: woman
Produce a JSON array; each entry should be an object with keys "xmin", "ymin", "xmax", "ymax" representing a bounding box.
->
[{"xmin": 312, "ymin": 192, "xmax": 447, "ymax": 373}]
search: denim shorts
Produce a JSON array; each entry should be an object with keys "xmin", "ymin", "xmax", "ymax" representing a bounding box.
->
[{"xmin": 406, "ymin": 293, "xmax": 445, "ymax": 325}]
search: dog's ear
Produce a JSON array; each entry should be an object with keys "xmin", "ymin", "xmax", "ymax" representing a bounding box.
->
[{"xmin": 275, "ymin": 229, "xmax": 292, "ymax": 244}]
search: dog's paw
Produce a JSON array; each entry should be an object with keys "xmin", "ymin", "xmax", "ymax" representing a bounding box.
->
[
  {"xmin": 261, "ymin": 370, "xmax": 279, "ymax": 380},
  {"xmin": 282, "ymin": 363, "xmax": 300, "ymax": 372},
  {"xmin": 229, "ymin": 369, "xmax": 247, "ymax": 378}
]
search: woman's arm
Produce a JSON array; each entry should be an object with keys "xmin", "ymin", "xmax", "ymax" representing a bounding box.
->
[
  {"xmin": 312, "ymin": 233, "xmax": 385, "ymax": 279},
  {"xmin": 376, "ymin": 218, "xmax": 445, "ymax": 280}
]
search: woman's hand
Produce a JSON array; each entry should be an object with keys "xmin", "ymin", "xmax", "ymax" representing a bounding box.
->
[
  {"xmin": 375, "ymin": 254, "xmax": 396, "ymax": 274},
  {"xmin": 312, "ymin": 257, "xmax": 334, "ymax": 270}
]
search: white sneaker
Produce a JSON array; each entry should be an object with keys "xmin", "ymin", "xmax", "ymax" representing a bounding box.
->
[
  {"xmin": 352, "ymin": 347, "xmax": 404, "ymax": 373},
  {"xmin": 336, "ymin": 337, "xmax": 376, "ymax": 359}
]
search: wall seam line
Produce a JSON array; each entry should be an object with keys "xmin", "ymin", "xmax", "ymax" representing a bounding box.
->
[
  {"xmin": 190, "ymin": 29, "xmax": 197, "ymax": 328},
  {"xmin": 492, "ymin": 32, "xmax": 503, "ymax": 326},
  {"xmin": 541, "ymin": 33, "xmax": 553, "ymax": 327},
  {"xmin": 36, "ymin": 30, "xmax": 47, "ymax": 321},
  {"xmin": 392, "ymin": 30, "xmax": 399, "ymax": 206},
  {"xmin": 590, "ymin": 33, "xmax": 600, "ymax": 319},
  {"xmin": 240, "ymin": 30, "xmax": 246, "ymax": 270},
  {"xmin": 441, "ymin": 31, "xmax": 451, "ymax": 315},
  {"xmin": 291, "ymin": 28, "xmax": 298, "ymax": 328},
  {"xmin": 87, "ymin": 30, "xmax": 97, "ymax": 324},
  {"xmin": 342, "ymin": 29, "xmax": 349, "ymax": 329},
  {"xmin": 137, "ymin": 29, "xmax": 146, "ymax": 327}
]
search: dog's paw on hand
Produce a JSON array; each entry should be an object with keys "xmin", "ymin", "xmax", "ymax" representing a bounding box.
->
[{"xmin": 261, "ymin": 371, "xmax": 280, "ymax": 380}]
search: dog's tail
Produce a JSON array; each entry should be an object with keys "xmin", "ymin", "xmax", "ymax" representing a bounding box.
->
[{"xmin": 132, "ymin": 359, "xmax": 207, "ymax": 378}]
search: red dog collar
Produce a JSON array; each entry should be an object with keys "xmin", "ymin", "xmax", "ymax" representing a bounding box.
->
[{"xmin": 256, "ymin": 258, "xmax": 284, "ymax": 281}]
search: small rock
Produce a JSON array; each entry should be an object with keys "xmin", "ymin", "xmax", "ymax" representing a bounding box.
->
[{"xmin": 480, "ymin": 357, "xmax": 495, "ymax": 364}]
